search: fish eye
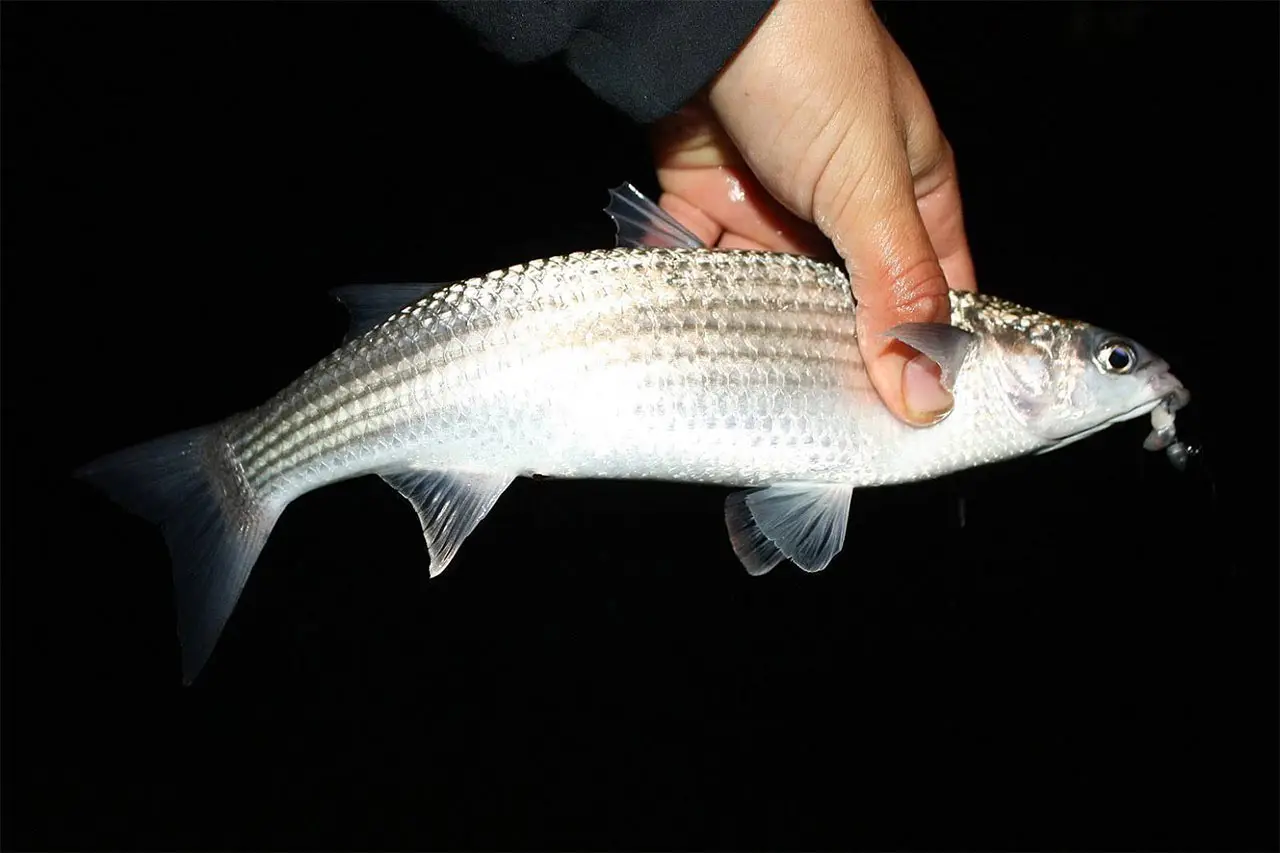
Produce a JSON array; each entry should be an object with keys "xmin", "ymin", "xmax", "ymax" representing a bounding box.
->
[{"xmin": 1095, "ymin": 338, "xmax": 1138, "ymax": 374}]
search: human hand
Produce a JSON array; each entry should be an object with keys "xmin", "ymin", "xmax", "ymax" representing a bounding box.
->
[{"xmin": 650, "ymin": 0, "xmax": 977, "ymax": 426}]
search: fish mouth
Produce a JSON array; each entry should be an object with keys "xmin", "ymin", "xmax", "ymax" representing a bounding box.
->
[
  {"xmin": 1143, "ymin": 362, "xmax": 1191, "ymax": 413},
  {"xmin": 1105, "ymin": 367, "xmax": 1191, "ymax": 428},
  {"xmin": 1039, "ymin": 367, "xmax": 1190, "ymax": 454},
  {"xmin": 1140, "ymin": 364, "xmax": 1192, "ymax": 460},
  {"xmin": 1109, "ymin": 397, "xmax": 1165, "ymax": 426},
  {"xmin": 1160, "ymin": 384, "xmax": 1191, "ymax": 414},
  {"xmin": 1041, "ymin": 398, "xmax": 1161, "ymax": 452}
]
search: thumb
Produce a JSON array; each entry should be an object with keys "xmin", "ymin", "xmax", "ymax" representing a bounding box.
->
[
  {"xmin": 818, "ymin": 137, "xmax": 955, "ymax": 426},
  {"xmin": 699, "ymin": 0, "xmax": 959, "ymax": 425}
]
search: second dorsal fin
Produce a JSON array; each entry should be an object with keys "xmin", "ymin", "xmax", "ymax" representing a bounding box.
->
[{"xmin": 330, "ymin": 282, "xmax": 450, "ymax": 342}]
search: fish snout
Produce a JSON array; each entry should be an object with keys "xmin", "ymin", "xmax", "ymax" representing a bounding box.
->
[{"xmin": 1144, "ymin": 362, "xmax": 1190, "ymax": 412}]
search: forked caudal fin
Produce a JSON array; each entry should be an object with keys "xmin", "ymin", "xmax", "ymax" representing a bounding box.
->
[
  {"xmin": 75, "ymin": 423, "xmax": 282, "ymax": 684},
  {"xmin": 76, "ymin": 425, "xmax": 523, "ymax": 681}
]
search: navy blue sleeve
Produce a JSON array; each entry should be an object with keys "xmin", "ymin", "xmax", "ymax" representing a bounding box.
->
[{"xmin": 433, "ymin": 0, "xmax": 775, "ymax": 124}]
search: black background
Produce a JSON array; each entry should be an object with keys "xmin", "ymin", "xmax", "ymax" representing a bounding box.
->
[{"xmin": 3, "ymin": 2, "xmax": 1277, "ymax": 850}]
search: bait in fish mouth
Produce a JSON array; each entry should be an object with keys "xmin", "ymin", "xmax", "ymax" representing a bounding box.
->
[
  {"xmin": 76, "ymin": 182, "xmax": 1192, "ymax": 682},
  {"xmin": 1143, "ymin": 388, "xmax": 1195, "ymax": 471}
]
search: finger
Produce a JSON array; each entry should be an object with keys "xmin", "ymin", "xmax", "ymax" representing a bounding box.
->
[
  {"xmin": 661, "ymin": 187, "xmax": 777, "ymax": 252},
  {"xmin": 651, "ymin": 107, "xmax": 834, "ymax": 255},
  {"xmin": 658, "ymin": 166, "xmax": 833, "ymax": 254},
  {"xmin": 888, "ymin": 46, "xmax": 978, "ymax": 295},
  {"xmin": 916, "ymin": 151, "xmax": 978, "ymax": 294},
  {"xmin": 656, "ymin": 189, "xmax": 726, "ymax": 247},
  {"xmin": 815, "ymin": 117, "xmax": 955, "ymax": 426}
]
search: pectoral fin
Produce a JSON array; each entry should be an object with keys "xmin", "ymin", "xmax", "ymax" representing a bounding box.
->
[
  {"xmin": 882, "ymin": 323, "xmax": 976, "ymax": 392},
  {"xmin": 724, "ymin": 482, "xmax": 854, "ymax": 576},
  {"xmin": 381, "ymin": 469, "xmax": 517, "ymax": 577}
]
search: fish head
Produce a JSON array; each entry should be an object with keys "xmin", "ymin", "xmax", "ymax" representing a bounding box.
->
[{"xmin": 952, "ymin": 291, "xmax": 1190, "ymax": 452}]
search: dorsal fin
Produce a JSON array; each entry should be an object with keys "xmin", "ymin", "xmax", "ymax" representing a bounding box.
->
[
  {"xmin": 330, "ymin": 282, "xmax": 451, "ymax": 342},
  {"xmin": 605, "ymin": 182, "xmax": 707, "ymax": 250}
]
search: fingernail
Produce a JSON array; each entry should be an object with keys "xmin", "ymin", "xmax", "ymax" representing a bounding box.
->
[{"xmin": 902, "ymin": 353, "xmax": 954, "ymax": 425}]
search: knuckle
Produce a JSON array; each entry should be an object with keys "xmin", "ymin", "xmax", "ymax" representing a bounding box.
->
[{"xmin": 885, "ymin": 257, "xmax": 952, "ymax": 323}]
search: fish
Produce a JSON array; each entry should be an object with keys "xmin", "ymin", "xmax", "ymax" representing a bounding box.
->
[{"xmin": 76, "ymin": 182, "xmax": 1191, "ymax": 683}]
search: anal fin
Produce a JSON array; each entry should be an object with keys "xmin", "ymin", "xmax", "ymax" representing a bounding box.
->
[
  {"xmin": 725, "ymin": 482, "xmax": 854, "ymax": 576},
  {"xmin": 380, "ymin": 469, "xmax": 517, "ymax": 577}
]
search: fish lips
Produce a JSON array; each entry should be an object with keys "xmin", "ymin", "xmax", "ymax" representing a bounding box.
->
[
  {"xmin": 1143, "ymin": 360, "xmax": 1191, "ymax": 413},
  {"xmin": 1098, "ymin": 361, "xmax": 1188, "ymax": 429}
]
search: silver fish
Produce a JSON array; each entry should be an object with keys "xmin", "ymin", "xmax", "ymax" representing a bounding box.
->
[{"xmin": 77, "ymin": 183, "xmax": 1190, "ymax": 682}]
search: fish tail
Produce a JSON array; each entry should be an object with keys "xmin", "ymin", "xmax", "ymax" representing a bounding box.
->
[{"xmin": 75, "ymin": 420, "xmax": 282, "ymax": 684}]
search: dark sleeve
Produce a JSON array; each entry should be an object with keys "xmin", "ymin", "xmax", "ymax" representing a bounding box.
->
[{"xmin": 433, "ymin": 0, "xmax": 775, "ymax": 124}]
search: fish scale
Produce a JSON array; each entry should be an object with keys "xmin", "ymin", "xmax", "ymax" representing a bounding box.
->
[
  {"xmin": 77, "ymin": 183, "xmax": 1190, "ymax": 683},
  {"xmin": 232, "ymin": 247, "xmax": 890, "ymax": 502}
]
